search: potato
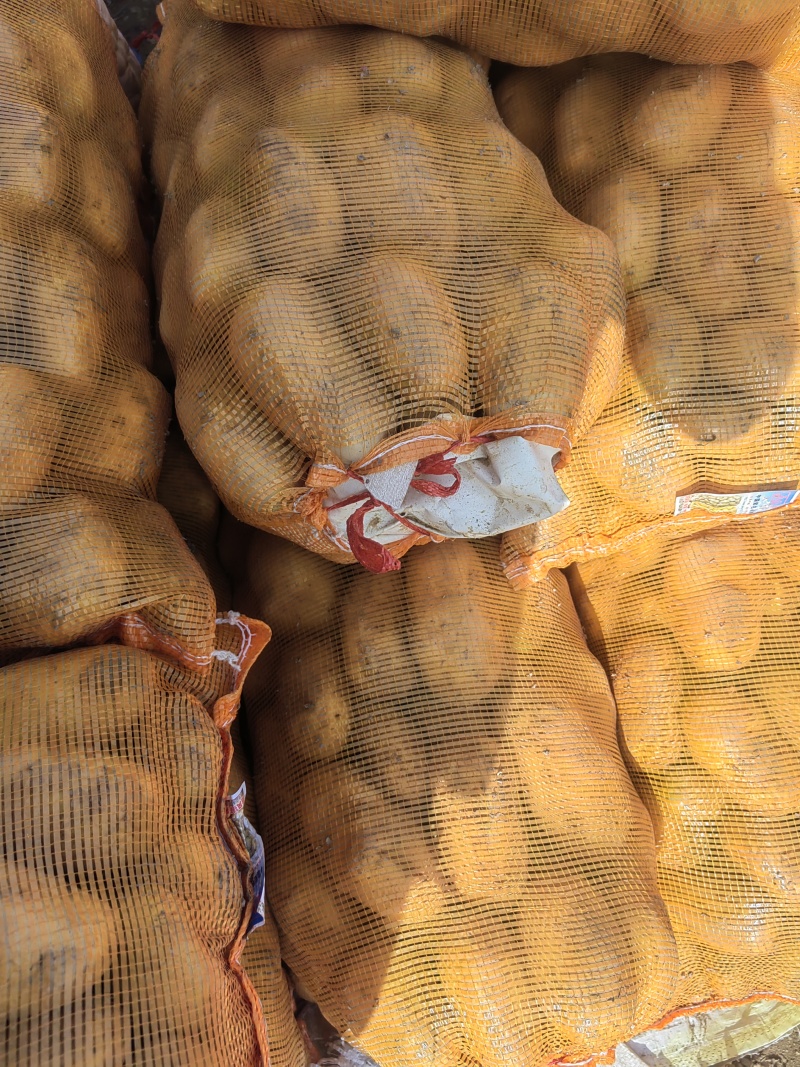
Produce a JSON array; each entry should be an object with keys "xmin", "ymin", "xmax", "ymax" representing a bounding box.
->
[
  {"xmin": 362, "ymin": 31, "xmax": 493, "ymax": 119},
  {"xmin": 554, "ymin": 68, "xmax": 621, "ymax": 183},
  {"xmin": 716, "ymin": 82, "xmax": 800, "ymax": 199},
  {"xmin": 431, "ymin": 772, "xmax": 529, "ymax": 899},
  {"xmin": 0, "ymin": 364, "xmax": 55, "ymax": 508},
  {"xmin": 0, "ymin": 98, "xmax": 65, "ymax": 210},
  {"xmin": 175, "ymin": 348, "xmax": 308, "ymax": 523},
  {"xmin": 332, "ymin": 113, "xmax": 459, "ymax": 266},
  {"xmin": 658, "ymin": 864, "xmax": 780, "ymax": 956},
  {"xmin": 749, "ymin": 508, "xmax": 800, "ymax": 582},
  {"xmin": 265, "ymin": 844, "xmax": 357, "ymax": 978},
  {"xmin": 649, "ymin": 772, "xmax": 726, "ymax": 872},
  {"xmin": 520, "ymin": 877, "xmax": 657, "ymax": 1051},
  {"xmin": 349, "ymin": 703, "xmax": 430, "ymax": 802},
  {"xmin": 242, "ymin": 531, "xmax": 337, "ymax": 635},
  {"xmin": 20, "ymin": 233, "xmax": 150, "ymax": 377},
  {"xmin": 164, "ymin": 831, "xmax": 243, "ymax": 917},
  {"xmin": 404, "ymin": 541, "xmax": 506, "ymax": 707},
  {"xmin": 348, "ymin": 255, "xmax": 470, "ymax": 421},
  {"xmin": 661, "ymin": 174, "xmax": 752, "ymax": 320},
  {"xmin": 75, "ymin": 142, "xmax": 143, "ymax": 265},
  {"xmin": 344, "ymin": 837, "xmax": 445, "ymax": 926},
  {"xmin": 672, "ymin": 583, "xmax": 764, "ymax": 672},
  {"xmin": 0, "ymin": 493, "xmax": 132, "ymax": 647},
  {"xmin": 721, "ymin": 813, "xmax": 800, "ymax": 908},
  {"xmin": 705, "ymin": 315, "xmax": 798, "ymax": 410},
  {"xmin": 40, "ymin": 28, "xmax": 98, "ymax": 127},
  {"xmin": 299, "ymin": 760, "xmax": 433, "ymax": 885},
  {"xmin": 0, "ymin": 872, "xmax": 116, "ymax": 1019},
  {"xmin": 340, "ymin": 569, "xmax": 420, "ymax": 704},
  {"xmin": 544, "ymin": 0, "xmax": 657, "ymax": 49},
  {"xmin": 168, "ymin": 716, "xmax": 221, "ymax": 811},
  {"xmin": 243, "ymin": 132, "xmax": 346, "ymax": 271},
  {"xmin": 276, "ymin": 635, "xmax": 350, "ymax": 764},
  {"xmin": 624, "ymin": 65, "xmax": 733, "ymax": 175},
  {"xmin": 254, "ymin": 27, "xmax": 348, "ymax": 79},
  {"xmin": 625, "ymin": 284, "xmax": 704, "ymax": 407},
  {"xmin": 182, "ymin": 198, "xmax": 261, "ymax": 319},
  {"xmin": 662, "ymin": 530, "xmax": 768, "ymax": 671},
  {"xmin": 494, "ymin": 68, "xmax": 553, "ymax": 157},
  {"xmin": 0, "ymin": 748, "xmax": 160, "ymax": 877},
  {"xmin": 613, "ymin": 634, "xmax": 687, "ymax": 769},
  {"xmin": 439, "ymin": 925, "xmax": 560, "ymax": 1067},
  {"xmin": 339, "ymin": 937, "xmax": 460, "ymax": 1066},
  {"xmin": 509, "ymin": 695, "xmax": 648, "ymax": 847},
  {"xmin": 683, "ymin": 689, "xmax": 800, "ymax": 815},
  {"xmin": 57, "ymin": 364, "xmax": 169, "ymax": 495},
  {"xmin": 126, "ymin": 892, "xmax": 227, "ymax": 1065},
  {"xmin": 228, "ymin": 276, "xmax": 393, "ymax": 466},
  {"xmin": 191, "ymin": 89, "xmax": 257, "ymax": 178},
  {"xmin": 581, "ymin": 166, "xmax": 661, "ymax": 294},
  {"xmin": 662, "ymin": 0, "xmax": 796, "ymax": 34},
  {"xmin": 271, "ymin": 62, "xmax": 360, "ymax": 125},
  {"xmin": 477, "ymin": 259, "xmax": 595, "ymax": 422},
  {"xmin": 582, "ymin": 382, "xmax": 696, "ymax": 514}
]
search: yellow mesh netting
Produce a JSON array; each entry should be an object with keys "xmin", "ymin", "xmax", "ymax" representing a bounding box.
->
[
  {"xmin": 240, "ymin": 534, "xmax": 679, "ymax": 1067},
  {"xmin": 568, "ymin": 511, "xmax": 800, "ymax": 1016},
  {"xmin": 142, "ymin": 1, "xmax": 625, "ymax": 571},
  {"xmin": 495, "ymin": 54, "xmax": 800, "ymax": 586},
  {"xmin": 0, "ymin": 617, "xmax": 273, "ymax": 1065},
  {"xmin": 0, "ymin": 0, "xmax": 216, "ymax": 666},
  {"xmin": 186, "ymin": 0, "xmax": 800, "ymax": 68}
]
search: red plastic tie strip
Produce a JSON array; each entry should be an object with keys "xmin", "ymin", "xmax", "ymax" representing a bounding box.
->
[{"xmin": 410, "ymin": 451, "xmax": 461, "ymax": 497}]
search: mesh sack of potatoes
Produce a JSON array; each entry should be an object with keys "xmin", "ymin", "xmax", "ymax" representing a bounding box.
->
[
  {"xmin": 0, "ymin": 0, "xmax": 217, "ymax": 664},
  {"xmin": 141, "ymin": 1, "xmax": 625, "ymax": 573},
  {"xmin": 240, "ymin": 534, "xmax": 680, "ymax": 1067},
  {"xmin": 495, "ymin": 55, "xmax": 800, "ymax": 586},
  {"xmin": 568, "ymin": 510, "xmax": 800, "ymax": 1014},
  {"xmin": 0, "ymin": 615, "xmax": 276, "ymax": 1066},
  {"xmin": 184, "ymin": 0, "xmax": 800, "ymax": 69}
]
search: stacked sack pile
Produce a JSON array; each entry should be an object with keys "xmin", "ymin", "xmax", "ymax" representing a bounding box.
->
[
  {"xmin": 5, "ymin": 0, "xmax": 800, "ymax": 1064},
  {"xmin": 139, "ymin": 0, "xmax": 800, "ymax": 1065}
]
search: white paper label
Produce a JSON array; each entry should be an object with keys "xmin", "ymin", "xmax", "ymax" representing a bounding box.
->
[{"xmin": 674, "ymin": 489, "xmax": 799, "ymax": 517}]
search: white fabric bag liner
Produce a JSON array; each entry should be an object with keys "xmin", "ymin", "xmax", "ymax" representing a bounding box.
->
[{"xmin": 325, "ymin": 435, "xmax": 569, "ymax": 549}]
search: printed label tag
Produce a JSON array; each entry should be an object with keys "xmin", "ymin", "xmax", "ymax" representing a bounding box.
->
[
  {"xmin": 674, "ymin": 489, "xmax": 799, "ymax": 517},
  {"xmin": 226, "ymin": 783, "xmax": 266, "ymax": 935}
]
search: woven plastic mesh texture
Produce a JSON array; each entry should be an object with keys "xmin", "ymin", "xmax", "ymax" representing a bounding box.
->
[
  {"xmin": 240, "ymin": 534, "xmax": 679, "ymax": 1067},
  {"xmin": 495, "ymin": 55, "xmax": 800, "ymax": 585},
  {"xmin": 569, "ymin": 510, "xmax": 800, "ymax": 1014},
  {"xmin": 186, "ymin": 0, "xmax": 800, "ymax": 69},
  {"xmin": 157, "ymin": 428, "xmax": 233, "ymax": 610},
  {"xmin": 0, "ymin": 0, "xmax": 216, "ymax": 666},
  {"xmin": 156, "ymin": 444, "xmax": 309, "ymax": 1064},
  {"xmin": 0, "ymin": 617, "xmax": 271, "ymax": 1066},
  {"xmin": 141, "ymin": 2, "xmax": 625, "ymax": 567}
]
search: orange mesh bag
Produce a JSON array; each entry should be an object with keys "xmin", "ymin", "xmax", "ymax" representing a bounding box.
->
[
  {"xmin": 0, "ymin": 615, "xmax": 275, "ymax": 1065},
  {"xmin": 495, "ymin": 55, "xmax": 800, "ymax": 586},
  {"xmin": 141, "ymin": 1, "xmax": 626, "ymax": 574},
  {"xmin": 186, "ymin": 0, "xmax": 800, "ymax": 69},
  {"xmin": 568, "ymin": 512, "xmax": 800, "ymax": 1018},
  {"xmin": 242, "ymin": 535, "xmax": 679, "ymax": 1067},
  {"xmin": 0, "ymin": 0, "xmax": 216, "ymax": 665}
]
